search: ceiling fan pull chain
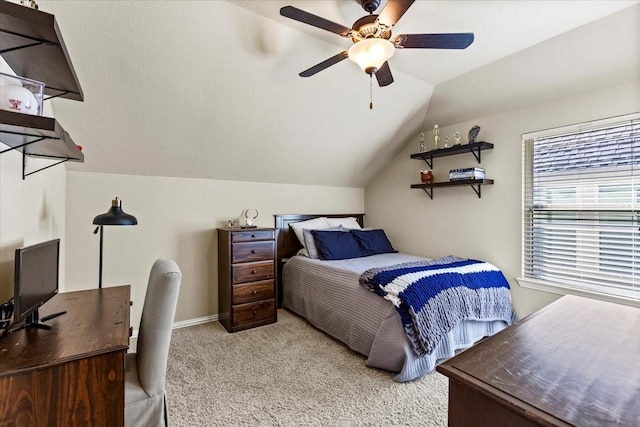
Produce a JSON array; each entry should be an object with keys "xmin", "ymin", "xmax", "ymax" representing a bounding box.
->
[{"xmin": 369, "ymin": 73, "xmax": 373, "ymax": 110}]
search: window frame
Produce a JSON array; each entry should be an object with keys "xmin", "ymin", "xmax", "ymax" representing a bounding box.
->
[{"xmin": 517, "ymin": 113, "xmax": 640, "ymax": 308}]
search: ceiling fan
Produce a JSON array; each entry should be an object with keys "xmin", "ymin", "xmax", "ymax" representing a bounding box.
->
[{"xmin": 280, "ymin": 0, "xmax": 474, "ymax": 93}]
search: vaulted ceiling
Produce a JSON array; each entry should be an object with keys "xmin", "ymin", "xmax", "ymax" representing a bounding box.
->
[{"xmin": 22, "ymin": 0, "xmax": 640, "ymax": 187}]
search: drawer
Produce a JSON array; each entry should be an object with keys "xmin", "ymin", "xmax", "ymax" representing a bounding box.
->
[
  {"xmin": 232, "ymin": 261, "xmax": 274, "ymax": 284},
  {"xmin": 232, "ymin": 299, "xmax": 275, "ymax": 327},
  {"xmin": 232, "ymin": 241, "xmax": 274, "ymax": 263},
  {"xmin": 231, "ymin": 230, "xmax": 275, "ymax": 243},
  {"xmin": 232, "ymin": 280, "xmax": 275, "ymax": 305}
]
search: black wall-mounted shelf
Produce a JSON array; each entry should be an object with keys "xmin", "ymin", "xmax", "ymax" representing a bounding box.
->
[
  {"xmin": 0, "ymin": 1, "xmax": 84, "ymax": 179},
  {"xmin": 0, "ymin": 110, "xmax": 83, "ymax": 178},
  {"xmin": 410, "ymin": 141, "xmax": 493, "ymax": 169},
  {"xmin": 0, "ymin": 0, "xmax": 83, "ymax": 101},
  {"xmin": 411, "ymin": 179, "xmax": 494, "ymax": 199},
  {"xmin": 410, "ymin": 140, "xmax": 494, "ymax": 199}
]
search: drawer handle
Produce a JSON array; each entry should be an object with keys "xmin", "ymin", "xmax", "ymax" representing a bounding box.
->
[
  {"xmin": 251, "ymin": 234, "xmax": 256, "ymax": 238},
  {"xmin": 251, "ymin": 270, "xmax": 257, "ymax": 274},
  {"xmin": 252, "ymin": 310, "xmax": 257, "ymax": 315},
  {"xmin": 252, "ymin": 290, "xmax": 257, "ymax": 295},
  {"xmin": 251, "ymin": 250, "xmax": 256, "ymax": 254}
]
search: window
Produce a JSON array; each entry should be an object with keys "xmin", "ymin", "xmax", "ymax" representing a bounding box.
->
[{"xmin": 519, "ymin": 114, "xmax": 640, "ymax": 306}]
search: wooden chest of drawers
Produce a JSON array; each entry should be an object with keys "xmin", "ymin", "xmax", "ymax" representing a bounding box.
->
[{"xmin": 218, "ymin": 228, "xmax": 277, "ymax": 332}]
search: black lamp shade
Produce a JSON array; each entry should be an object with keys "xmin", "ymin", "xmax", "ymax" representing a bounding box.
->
[{"xmin": 93, "ymin": 197, "xmax": 137, "ymax": 226}]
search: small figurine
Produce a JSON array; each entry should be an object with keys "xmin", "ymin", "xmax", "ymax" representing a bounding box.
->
[
  {"xmin": 420, "ymin": 170, "xmax": 433, "ymax": 183},
  {"xmin": 433, "ymin": 124, "xmax": 440, "ymax": 149},
  {"xmin": 468, "ymin": 125, "xmax": 481, "ymax": 143},
  {"xmin": 454, "ymin": 131, "xmax": 462, "ymax": 145},
  {"xmin": 242, "ymin": 208, "xmax": 259, "ymax": 228},
  {"xmin": 20, "ymin": 0, "xmax": 38, "ymax": 9},
  {"xmin": 419, "ymin": 132, "xmax": 426, "ymax": 152},
  {"xmin": 444, "ymin": 137, "xmax": 450, "ymax": 148}
]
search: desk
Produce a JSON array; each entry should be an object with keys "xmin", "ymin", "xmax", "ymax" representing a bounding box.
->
[
  {"xmin": 437, "ymin": 295, "xmax": 640, "ymax": 427},
  {"xmin": 0, "ymin": 286, "xmax": 130, "ymax": 426}
]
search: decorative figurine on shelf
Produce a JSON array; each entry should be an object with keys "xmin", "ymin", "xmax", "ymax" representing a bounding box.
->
[
  {"xmin": 433, "ymin": 124, "xmax": 440, "ymax": 149},
  {"xmin": 454, "ymin": 131, "xmax": 462, "ymax": 145},
  {"xmin": 444, "ymin": 137, "xmax": 450, "ymax": 148},
  {"xmin": 420, "ymin": 170, "xmax": 433, "ymax": 183},
  {"xmin": 20, "ymin": 0, "xmax": 39, "ymax": 9},
  {"xmin": 241, "ymin": 208, "xmax": 259, "ymax": 228},
  {"xmin": 468, "ymin": 125, "xmax": 481, "ymax": 144},
  {"xmin": 419, "ymin": 132, "xmax": 426, "ymax": 152}
]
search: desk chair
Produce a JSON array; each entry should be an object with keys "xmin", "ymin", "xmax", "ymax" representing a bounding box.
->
[{"xmin": 125, "ymin": 259, "xmax": 182, "ymax": 427}]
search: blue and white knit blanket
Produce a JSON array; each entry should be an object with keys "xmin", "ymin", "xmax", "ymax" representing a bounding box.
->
[{"xmin": 359, "ymin": 256, "xmax": 513, "ymax": 356}]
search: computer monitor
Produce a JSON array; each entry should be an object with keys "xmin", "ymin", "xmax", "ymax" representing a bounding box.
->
[{"xmin": 10, "ymin": 238, "xmax": 65, "ymax": 332}]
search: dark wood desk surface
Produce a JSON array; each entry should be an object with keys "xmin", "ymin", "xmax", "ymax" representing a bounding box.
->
[
  {"xmin": 1, "ymin": 285, "xmax": 131, "ymax": 375},
  {"xmin": 0, "ymin": 286, "xmax": 131, "ymax": 426},
  {"xmin": 437, "ymin": 295, "xmax": 640, "ymax": 427}
]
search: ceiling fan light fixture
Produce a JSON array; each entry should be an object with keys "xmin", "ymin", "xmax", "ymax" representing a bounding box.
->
[{"xmin": 348, "ymin": 38, "xmax": 395, "ymax": 75}]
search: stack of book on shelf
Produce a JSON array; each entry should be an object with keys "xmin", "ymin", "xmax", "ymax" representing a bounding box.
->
[{"xmin": 449, "ymin": 167, "xmax": 485, "ymax": 181}]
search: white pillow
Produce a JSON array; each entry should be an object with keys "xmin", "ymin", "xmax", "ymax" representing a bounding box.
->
[
  {"xmin": 326, "ymin": 217, "xmax": 362, "ymax": 230},
  {"xmin": 290, "ymin": 217, "xmax": 331, "ymax": 248}
]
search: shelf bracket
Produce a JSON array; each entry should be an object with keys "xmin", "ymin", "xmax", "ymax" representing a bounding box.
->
[
  {"xmin": 0, "ymin": 136, "xmax": 46, "ymax": 154},
  {"xmin": 470, "ymin": 146, "xmax": 482, "ymax": 163},
  {"xmin": 421, "ymin": 186, "xmax": 433, "ymax": 199},
  {"xmin": 471, "ymin": 184, "xmax": 482, "ymax": 198},
  {"xmin": 421, "ymin": 156, "xmax": 433, "ymax": 169},
  {"xmin": 0, "ymin": 28, "xmax": 55, "ymax": 54},
  {"xmin": 22, "ymin": 153, "xmax": 70, "ymax": 180},
  {"xmin": 43, "ymin": 90, "xmax": 72, "ymax": 101},
  {"xmin": 0, "ymin": 41, "xmax": 43, "ymax": 55}
]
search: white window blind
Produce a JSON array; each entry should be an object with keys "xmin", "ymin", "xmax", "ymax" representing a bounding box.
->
[{"xmin": 522, "ymin": 115, "xmax": 640, "ymax": 302}]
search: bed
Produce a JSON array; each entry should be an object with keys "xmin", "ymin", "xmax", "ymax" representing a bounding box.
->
[{"xmin": 274, "ymin": 214, "xmax": 512, "ymax": 382}]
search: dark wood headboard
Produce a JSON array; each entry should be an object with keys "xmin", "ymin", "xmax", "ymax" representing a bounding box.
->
[{"xmin": 273, "ymin": 213, "xmax": 365, "ymax": 307}]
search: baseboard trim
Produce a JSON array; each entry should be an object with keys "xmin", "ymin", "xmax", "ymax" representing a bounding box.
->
[
  {"xmin": 173, "ymin": 314, "xmax": 219, "ymax": 330},
  {"xmin": 130, "ymin": 314, "xmax": 218, "ymax": 339}
]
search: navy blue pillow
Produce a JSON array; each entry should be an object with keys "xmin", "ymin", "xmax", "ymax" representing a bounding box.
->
[
  {"xmin": 351, "ymin": 229, "xmax": 397, "ymax": 256},
  {"xmin": 311, "ymin": 229, "xmax": 364, "ymax": 260}
]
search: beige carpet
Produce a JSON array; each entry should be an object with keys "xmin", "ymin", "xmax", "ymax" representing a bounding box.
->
[{"xmin": 165, "ymin": 309, "xmax": 449, "ymax": 426}]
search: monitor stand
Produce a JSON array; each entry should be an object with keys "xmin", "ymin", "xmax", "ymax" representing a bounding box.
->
[{"xmin": 6, "ymin": 309, "xmax": 67, "ymax": 334}]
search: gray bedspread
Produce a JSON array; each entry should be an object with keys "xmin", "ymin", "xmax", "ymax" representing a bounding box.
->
[{"xmin": 283, "ymin": 253, "xmax": 510, "ymax": 382}]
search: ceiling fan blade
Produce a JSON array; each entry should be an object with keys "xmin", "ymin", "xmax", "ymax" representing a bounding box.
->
[
  {"xmin": 299, "ymin": 51, "xmax": 349, "ymax": 77},
  {"xmin": 375, "ymin": 62, "xmax": 394, "ymax": 87},
  {"xmin": 375, "ymin": 0, "xmax": 415, "ymax": 29},
  {"xmin": 394, "ymin": 33, "xmax": 475, "ymax": 49},
  {"xmin": 280, "ymin": 6, "xmax": 352, "ymax": 37}
]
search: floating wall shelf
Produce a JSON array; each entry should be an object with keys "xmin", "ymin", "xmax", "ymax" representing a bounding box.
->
[
  {"xmin": 410, "ymin": 141, "xmax": 494, "ymax": 199},
  {"xmin": 410, "ymin": 141, "xmax": 493, "ymax": 169},
  {"xmin": 0, "ymin": 110, "xmax": 83, "ymax": 178},
  {"xmin": 0, "ymin": 1, "xmax": 84, "ymax": 179},
  {"xmin": 410, "ymin": 179, "xmax": 494, "ymax": 199},
  {"xmin": 0, "ymin": 0, "xmax": 84, "ymax": 101}
]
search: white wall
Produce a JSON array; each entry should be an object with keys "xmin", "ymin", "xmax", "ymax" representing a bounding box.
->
[
  {"xmin": 365, "ymin": 79, "xmax": 640, "ymax": 318},
  {"xmin": 0, "ymin": 150, "xmax": 67, "ymax": 303},
  {"xmin": 65, "ymin": 171, "xmax": 364, "ymax": 330}
]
